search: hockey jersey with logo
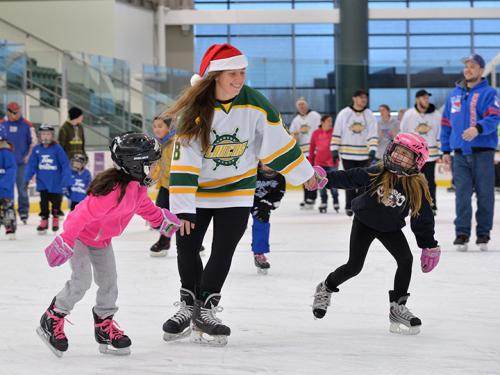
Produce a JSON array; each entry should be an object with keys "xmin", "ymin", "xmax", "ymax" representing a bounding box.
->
[
  {"xmin": 169, "ymin": 85, "xmax": 314, "ymax": 214},
  {"xmin": 332, "ymin": 107, "xmax": 378, "ymax": 161},
  {"xmin": 400, "ymin": 104, "xmax": 442, "ymax": 161},
  {"xmin": 289, "ymin": 110, "xmax": 322, "ymax": 155}
]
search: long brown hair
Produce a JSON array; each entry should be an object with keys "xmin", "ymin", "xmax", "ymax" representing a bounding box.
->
[
  {"xmin": 87, "ymin": 168, "xmax": 133, "ymax": 204},
  {"xmin": 369, "ymin": 162, "xmax": 432, "ymax": 217},
  {"xmin": 159, "ymin": 72, "xmax": 220, "ymax": 152}
]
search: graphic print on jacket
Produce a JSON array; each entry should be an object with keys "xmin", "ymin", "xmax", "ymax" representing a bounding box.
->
[{"xmin": 376, "ymin": 186, "xmax": 406, "ymax": 208}]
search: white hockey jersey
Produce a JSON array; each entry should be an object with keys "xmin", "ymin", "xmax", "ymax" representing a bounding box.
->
[
  {"xmin": 332, "ymin": 106, "xmax": 378, "ymax": 161},
  {"xmin": 289, "ymin": 110, "xmax": 322, "ymax": 155},
  {"xmin": 400, "ymin": 105, "xmax": 442, "ymax": 162},
  {"xmin": 169, "ymin": 85, "xmax": 314, "ymax": 214}
]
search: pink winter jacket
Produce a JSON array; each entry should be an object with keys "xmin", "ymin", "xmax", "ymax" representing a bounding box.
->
[{"xmin": 60, "ymin": 181, "xmax": 164, "ymax": 248}]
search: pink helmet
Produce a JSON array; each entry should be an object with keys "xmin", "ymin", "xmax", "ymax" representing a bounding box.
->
[{"xmin": 383, "ymin": 132, "xmax": 429, "ymax": 176}]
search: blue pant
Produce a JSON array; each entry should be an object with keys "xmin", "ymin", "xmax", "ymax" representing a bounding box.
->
[
  {"xmin": 15, "ymin": 164, "xmax": 29, "ymax": 218},
  {"xmin": 453, "ymin": 151, "xmax": 495, "ymax": 237},
  {"xmin": 320, "ymin": 166, "xmax": 339, "ymax": 204},
  {"xmin": 251, "ymin": 216, "xmax": 270, "ymax": 254}
]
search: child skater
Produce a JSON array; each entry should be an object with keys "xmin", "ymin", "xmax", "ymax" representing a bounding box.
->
[
  {"xmin": 24, "ymin": 124, "xmax": 72, "ymax": 233},
  {"xmin": 36, "ymin": 132, "xmax": 181, "ymax": 357},
  {"xmin": 0, "ymin": 129, "xmax": 17, "ymax": 239},
  {"xmin": 251, "ymin": 163, "xmax": 286, "ymax": 274},
  {"xmin": 312, "ymin": 132, "xmax": 440, "ymax": 335},
  {"xmin": 66, "ymin": 154, "xmax": 92, "ymax": 211}
]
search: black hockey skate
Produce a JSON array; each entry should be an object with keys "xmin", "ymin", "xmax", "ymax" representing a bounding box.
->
[
  {"xmin": 5, "ymin": 225, "xmax": 16, "ymax": 240},
  {"xmin": 37, "ymin": 217, "xmax": 49, "ymax": 235},
  {"xmin": 93, "ymin": 309, "xmax": 131, "ymax": 355},
  {"xmin": 163, "ymin": 288, "xmax": 195, "ymax": 342},
  {"xmin": 36, "ymin": 298, "xmax": 69, "ymax": 357},
  {"xmin": 52, "ymin": 215, "xmax": 59, "ymax": 232},
  {"xmin": 312, "ymin": 281, "xmax": 337, "ymax": 319},
  {"xmin": 453, "ymin": 234, "xmax": 469, "ymax": 252},
  {"xmin": 333, "ymin": 202, "xmax": 340, "ymax": 213},
  {"xmin": 192, "ymin": 293, "xmax": 230, "ymax": 346},
  {"xmin": 389, "ymin": 292, "xmax": 421, "ymax": 335},
  {"xmin": 345, "ymin": 209, "xmax": 353, "ymax": 217},
  {"xmin": 254, "ymin": 253, "xmax": 270, "ymax": 275},
  {"xmin": 300, "ymin": 198, "xmax": 315, "ymax": 210},
  {"xmin": 150, "ymin": 235, "xmax": 170, "ymax": 257},
  {"xmin": 476, "ymin": 234, "xmax": 489, "ymax": 252},
  {"xmin": 318, "ymin": 203, "xmax": 327, "ymax": 214}
]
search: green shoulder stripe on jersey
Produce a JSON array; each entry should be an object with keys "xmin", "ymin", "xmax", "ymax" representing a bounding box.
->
[
  {"xmin": 197, "ymin": 175, "xmax": 257, "ymax": 193},
  {"xmin": 170, "ymin": 172, "xmax": 199, "ymax": 187},
  {"xmin": 266, "ymin": 143, "xmax": 303, "ymax": 171},
  {"xmin": 232, "ymin": 86, "xmax": 281, "ymax": 124}
]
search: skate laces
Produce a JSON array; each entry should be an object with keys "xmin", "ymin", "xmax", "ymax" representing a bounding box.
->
[
  {"xmin": 95, "ymin": 318, "xmax": 124, "ymax": 340},
  {"xmin": 171, "ymin": 300, "xmax": 192, "ymax": 323},
  {"xmin": 47, "ymin": 310, "xmax": 72, "ymax": 339},
  {"xmin": 255, "ymin": 254, "xmax": 267, "ymax": 263},
  {"xmin": 201, "ymin": 304, "xmax": 223, "ymax": 325},
  {"xmin": 313, "ymin": 284, "xmax": 332, "ymax": 310},
  {"xmin": 393, "ymin": 304, "xmax": 415, "ymax": 320}
]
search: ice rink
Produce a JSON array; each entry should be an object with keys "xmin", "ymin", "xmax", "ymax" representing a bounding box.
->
[{"xmin": 1, "ymin": 188, "xmax": 499, "ymax": 375}]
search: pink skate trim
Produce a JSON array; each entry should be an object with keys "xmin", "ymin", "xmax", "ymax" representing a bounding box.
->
[
  {"xmin": 95, "ymin": 318, "xmax": 124, "ymax": 341},
  {"xmin": 254, "ymin": 254, "xmax": 267, "ymax": 262}
]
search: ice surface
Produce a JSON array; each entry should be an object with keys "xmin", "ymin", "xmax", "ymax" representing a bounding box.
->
[{"xmin": 1, "ymin": 189, "xmax": 499, "ymax": 375}]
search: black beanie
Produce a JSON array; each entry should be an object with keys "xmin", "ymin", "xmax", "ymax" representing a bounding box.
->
[{"xmin": 68, "ymin": 107, "xmax": 83, "ymax": 120}]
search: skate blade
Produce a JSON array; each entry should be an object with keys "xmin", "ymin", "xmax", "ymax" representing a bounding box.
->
[
  {"xmin": 98, "ymin": 344, "xmax": 131, "ymax": 356},
  {"xmin": 479, "ymin": 244, "xmax": 488, "ymax": 252},
  {"xmin": 150, "ymin": 250, "xmax": 168, "ymax": 257},
  {"xmin": 163, "ymin": 327, "xmax": 192, "ymax": 342},
  {"xmin": 36, "ymin": 326, "xmax": 64, "ymax": 358},
  {"xmin": 257, "ymin": 267, "xmax": 269, "ymax": 275},
  {"xmin": 456, "ymin": 244, "xmax": 468, "ymax": 252},
  {"xmin": 8, "ymin": 233, "xmax": 16, "ymax": 240},
  {"xmin": 389, "ymin": 322, "xmax": 420, "ymax": 335},
  {"xmin": 191, "ymin": 330, "xmax": 228, "ymax": 347},
  {"xmin": 37, "ymin": 230, "xmax": 47, "ymax": 235}
]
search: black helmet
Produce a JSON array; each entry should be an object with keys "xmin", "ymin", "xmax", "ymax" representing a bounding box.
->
[
  {"xmin": 110, "ymin": 132, "xmax": 161, "ymax": 186},
  {"xmin": 39, "ymin": 123, "xmax": 55, "ymax": 144},
  {"xmin": 71, "ymin": 153, "xmax": 87, "ymax": 171}
]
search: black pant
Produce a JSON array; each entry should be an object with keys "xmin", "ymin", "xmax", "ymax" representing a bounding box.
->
[
  {"xmin": 155, "ymin": 186, "xmax": 170, "ymax": 209},
  {"xmin": 341, "ymin": 159, "xmax": 370, "ymax": 210},
  {"xmin": 39, "ymin": 190, "xmax": 62, "ymax": 218},
  {"xmin": 495, "ymin": 162, "xmax": 500, "ymax": 188},
  {"xmin": 303, "ymin": 185, "xmax": 317, "ymax": 203},
  {"xmin": 176, "ymin": 207, "xmax": 250, "ymax": 296},
  {"xmin": 422, "ymin": 161, "xmax": 437, "ymax": 210},
  {"xmin": 70, "ymin": 201, "xmax": 80, "ymax": 211},
  {"xmin": 325, "ymin": 218, "xmax": 413, "ymax": 300}
]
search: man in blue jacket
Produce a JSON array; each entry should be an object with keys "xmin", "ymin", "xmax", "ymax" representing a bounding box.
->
[
  {"xmin": 441, "ymin": 54, "xmax": 500, "ymax": 251},
  {"xmin": 0, "ymin": 102, "xmax": 34, "ymax": 223}
]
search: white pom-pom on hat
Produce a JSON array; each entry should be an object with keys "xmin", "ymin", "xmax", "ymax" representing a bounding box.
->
[{"xmin": 190, "ymin": 73, "xmax": 202, "ymax": 86}]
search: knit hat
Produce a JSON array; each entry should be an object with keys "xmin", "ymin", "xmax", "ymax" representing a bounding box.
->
[
  {"xmin": 190, "ymin": 44, "xmax": 248, "ymax": 86},
  {"xmin": 68, "ymin": 107, "xmax": 83, "ymax": 120}
]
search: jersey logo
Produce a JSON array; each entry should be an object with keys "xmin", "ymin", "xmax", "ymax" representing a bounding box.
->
[
  {"xmin": 204, "ymin": 128, "xmax": 248, "ymax": 170},
  {"xmin": 415, "ymin": 122, "xmax": 431, "ymax": 135},
  {"xmin": 451, "ymin": 95, "xmax": 462, "ymax": 114},
  {"xmin": 376, "ymin": 186, "xmax": 406, "ymax": 208},
  {"xmin": 349, "ymin": 122, "xmax": 366, "ymax": 134},
  {"xmin": 299, "ymin": 123, "xmax": 311, "ymax": 135}
]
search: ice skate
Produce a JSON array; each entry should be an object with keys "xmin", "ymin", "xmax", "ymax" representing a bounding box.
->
[
  {"xmin": 37, "ymin": 218, "xmax": 49, "ymax": 235},
  {"xmin": 345, "ymin": 208, "xmax": 353, "ymax": 217},
  {"xmin": 333, "ymin": 202, "xmax": 340, "ymax": 213},
  {"xmin": 52, "ymin": 215, "xmax": 59, "ymax": 232},
  {"xmin": 163, "ymin": 288, "xmax": 195, "ymax": 342},
  {"xmin": 37, "ymin": 298, "xmax": 69, "ymax": 357},
  {"xmin": 312, "ymin": 282, "xmax": 337, "ymax": 319},
  {"xmin": 150, "ymin": 235, "xmax": 170, "ymax": 257},
  {"xmin": 318, "ymin": 203, "xmax": 327, "ymax": 214},
  {"xmin": 254, "ymin": 253, "xmax": 270, "ymax": 275},
  {"xmin": 300, "ymin": 199, "xmax": 315, "ymax": 210},
  {"xmin": 476, "ymin": 235, "xmax": 489, "ymax": 252},
  {"xmin": 20, "ymin": 215, "xmax": 28, "ymax": 225},
  {"xmin": 191, "ymin": 293, "xmax": 230, "ymax": 347},
  {"xmin": 389, "ymin": 293, "xmax": 421, "ymax": 335},
  {"xmin": 93, "ymin": 309, "xmax": 131, "ymax": 355},
  {"xmin": 454, "ymin": 234, "xmax": 469, "ymax": 252},
  {"xmin": 5, "ymin": 226, "xmax": 16, "ymax": 240}
]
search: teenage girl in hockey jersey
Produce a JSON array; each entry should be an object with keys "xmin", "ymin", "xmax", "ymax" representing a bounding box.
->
[
  {"xmin": 312, "ymin": 132, "xmax": 441, "ymax": 335},
  {"xmin": 160, "ymin": 43, "xmax": 325, "ymax": 346},
  {"xmin": 309, "ymin": 114, "xmax": 340, "ymax": 213},
  {"xmin": 36, "ymin": 133, "xmax": 180, "ymax": 357},
  {"xmin": 66, "ymin": 154, "xmax": 92, "ymax": 210},
  {"xmin": 24, "ymin": 124, "xmax": 72, "ymax": 233},
  {"xmin": 0, "ymin": 129, "xmax": 17, "ymax": 239},
  {"xmin": 251, "ymin": 163, "xmax": 286, "ymax": 274}
]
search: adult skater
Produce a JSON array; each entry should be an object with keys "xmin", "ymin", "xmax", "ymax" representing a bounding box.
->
[
  {"xmin": 312, "ymin": 133, "xmax": 440, "ymax": 335},
  {"xmin": 160, "ymin": 43, "xmax": 325, "ymax": 346},
  {"xmin": 36, "ymin": 132, "xmax": 180, "ymax": 357}
]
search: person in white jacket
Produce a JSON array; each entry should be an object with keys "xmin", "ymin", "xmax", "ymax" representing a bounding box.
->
[
  {"xmin": 400, "ymin": 89, "xmax": 441, "ymax": 214},
  {"xmin": 332, "ymin": 89, "xmax": 378, "ymax": 216}
]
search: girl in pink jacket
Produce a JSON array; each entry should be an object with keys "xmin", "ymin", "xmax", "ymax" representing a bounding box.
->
[{"xmin": 36, "ymin": 133, "xmax": 180, "ymax": 358}]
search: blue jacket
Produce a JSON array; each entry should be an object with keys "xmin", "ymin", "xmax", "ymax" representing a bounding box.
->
[
  {"xmin": 24, "ymin": 143, "xmax": 72, "ymax": 194},
  {"xmin": 67, "ymin": 168, "xmax": 92, "ymax": 203},
  {"xmin": 441, "ymin": 79, "xmax": 500, "ymax": 155},
  {"xmin": 0, "ymin": 147, "xmax": 17, "ymax": 199},
  {"xmin": 0, "ymin": 117, "xmax": 33, "ymax": 165}
]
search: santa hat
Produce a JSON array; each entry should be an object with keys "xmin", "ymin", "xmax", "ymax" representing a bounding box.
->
[{"xmin": 191, "ymin": 44, "xmax": 248, "ymax": 86}]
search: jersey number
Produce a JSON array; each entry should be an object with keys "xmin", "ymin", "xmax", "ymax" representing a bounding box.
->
[{"xmin": 173, "ymin": 142, "xmax": 181, "ymax": 161}]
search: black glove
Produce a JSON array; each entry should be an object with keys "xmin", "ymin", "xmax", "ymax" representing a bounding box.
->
[
  {"xmin": 368, "ymin": 150, "xmax": 376, "ymax": 162},
  {"xmin": 332, "ymin": 150, "xmax": 339, "ymax": 163},
  {"xmin": 252, "ymin": 200, "xmax": 273, "ymax": 223}
]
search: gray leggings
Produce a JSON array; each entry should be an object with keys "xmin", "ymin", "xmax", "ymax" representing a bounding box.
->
[{"xmin": 55, "ymin": 241, "xmax": 118, "ymax": 318}]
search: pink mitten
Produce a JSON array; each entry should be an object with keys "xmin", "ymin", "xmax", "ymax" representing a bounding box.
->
[
  {"xmin": 420, "ymin": 247, "xmax": 441, "ymax": 273},
  {"xmin": 159, "ymin": 208, "xmax": 181, "ymax": 238},
  {"xmin": 305, "ymin": 166, "xmax": 328, "ymax": 191},
  {"xmin": 44, "ymin": 236, "xmax": 74, "ymax": 267}
]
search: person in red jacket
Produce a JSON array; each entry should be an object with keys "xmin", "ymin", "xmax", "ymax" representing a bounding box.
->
[{"xmin": 309, "ymin": 114, "xmax": 340, "ymax": 213}]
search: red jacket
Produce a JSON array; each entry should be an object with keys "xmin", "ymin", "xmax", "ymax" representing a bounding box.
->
[{"xmin": 309, "ymin": 127, "xmax": 339, "ymax": 167}]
